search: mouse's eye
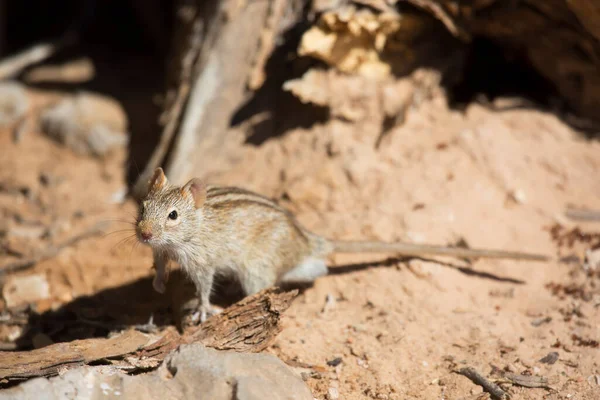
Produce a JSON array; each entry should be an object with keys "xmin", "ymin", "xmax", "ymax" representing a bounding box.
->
[{"xmin": 168, "ymin": 210, "xmax": 178, "ymax": 220}]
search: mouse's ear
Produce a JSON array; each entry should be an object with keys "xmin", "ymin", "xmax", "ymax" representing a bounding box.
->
[
  {"xmin": 182, "ymin": 178, "xmax": 207, "ymax": 209},
  {"xmin": 148, "ymin": 168, "xmax": 168, "ymax": 193}
]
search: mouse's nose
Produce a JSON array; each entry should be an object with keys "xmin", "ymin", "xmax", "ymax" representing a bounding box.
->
[
  {"xmin": 137, "ymin": 221, "xmax": 154, "ymax": 242},
  {"xmin": 140, "ymin": 231, "xmax": 153, "ymax": 241}
]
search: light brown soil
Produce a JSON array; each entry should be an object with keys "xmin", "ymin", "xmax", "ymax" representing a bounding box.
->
[{"xmin": 1, "ymin": 77, "xmax": 599, "ymax": 399}]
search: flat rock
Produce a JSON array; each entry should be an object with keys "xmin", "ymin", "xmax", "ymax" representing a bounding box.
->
[{"xmin": 0, "ymin": 344, "xmax": 313, "ymax": 400}]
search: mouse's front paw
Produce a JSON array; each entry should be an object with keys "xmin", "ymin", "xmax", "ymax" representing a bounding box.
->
[{"xmin": 198, "ymin": 305, "xmax": 223, "ymax": 323}]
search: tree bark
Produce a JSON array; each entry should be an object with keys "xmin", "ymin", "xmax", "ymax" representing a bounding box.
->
[
  {"xmin": 164, "ymin": 0, "xmax": 274, "ymax": 185},
  {"xmin": 0, "ymin": 288, "xmax": 298, "ymax": 383}
]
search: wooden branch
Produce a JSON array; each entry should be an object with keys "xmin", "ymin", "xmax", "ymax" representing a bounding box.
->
[
  {"xmin": 188, "ymin": 287, "xmax": 297, "ymax": 352},
  {"xmin": 0, "ymin": 330, "xmax": 152, "ymax": 381},
  {"xmin": 0, "ymin": 288, "xmax": 298, "ymax": 383},
  {"xmin": 248, "ymin": 0, "xmax": 287, "ymax": 90},
  {"xmin": 403, "ymin": 0, "xmax": 469, "ymax": 40},
  {"xmin": 164, "ymin": 0, "xmax": 273, "ymax": 183},
  {"xmin": 565, "ymin": 208, "xmax": 600, "ymax": 222},
  {"xmin": 0, "ymin": 34, "xmax": 77, "ymax": 81}
]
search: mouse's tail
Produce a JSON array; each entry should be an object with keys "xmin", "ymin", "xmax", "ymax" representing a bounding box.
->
[{"xmin": 329, "ymin": 240, "xmax": 550, "ymax": 262}]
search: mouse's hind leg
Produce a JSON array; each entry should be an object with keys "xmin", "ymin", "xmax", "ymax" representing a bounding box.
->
[
  {"xmin": 279, "ymin": 257, "xmax": 328, "ymax": 285},
  {"xmin": 239, "ymin": 264, "xmax": 279, "ymax": 296}
]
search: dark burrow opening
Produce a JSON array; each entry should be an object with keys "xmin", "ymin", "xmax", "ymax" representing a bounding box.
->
[{"xmin": 443, "ymin": 36, "xmax": 564, "ymax": 115}]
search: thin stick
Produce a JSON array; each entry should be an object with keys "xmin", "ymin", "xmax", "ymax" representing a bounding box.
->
[
  {"xmin": 565, "ymin": 208, "xmax": 600, "ymax": 222},
  {"xmin": 0, "ymin": 34, "xmax": 77, "ymax": 80},
  {"xmin": 457, "ymin": 367, "xmax": 508, "ymax": 400},
  {"xmin": 403, "ymin": 0, "xmax": 469, "ymax": 40},
  {"xmin": 0, "ymin": 222, "xmax": 106, "ymax": 275}
]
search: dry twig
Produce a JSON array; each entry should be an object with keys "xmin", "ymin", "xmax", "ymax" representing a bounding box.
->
[
  {"xmin": 0, "ymin": 223, "xmax": 107, "ymax": 275},
  {"xmin": 565, "ymin": 208, "xmax": 600, "ymax": 222},
  {"xmin": 0, "ymin": 34, "xmax": 77, "ymax": 81},
  {"xmin": 403, "ymin": 0, "xmax": 469, "ymax": 40},
  {"xmin": 457, "ymin": 367, "xmax": 508, "ymax": 400}
]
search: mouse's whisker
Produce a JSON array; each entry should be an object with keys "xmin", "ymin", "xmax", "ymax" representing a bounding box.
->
[
  {"xmin": 99, "ymin": 218, "xmax": 136, "ymax": 226},
  {"xmin": 128, "ymin": 238, "xmax": 142, "ymax": 260},
  {"xmin": 123, "ymin": 210, "xmax": 140, "ymax": 220},
  {"xmin": 102, "ymin": 228, "xmax": 135, "ymax": 239},
  {"xmin": 111, "ymin": 234, "xmax": 137, "ymax": 252}
]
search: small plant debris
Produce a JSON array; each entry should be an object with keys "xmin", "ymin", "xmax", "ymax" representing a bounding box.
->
[
  {"xmin": 531, "ymin": 316, "xmax": 552, "ymax": 327},
  {"xmin": 547, "ymin": 224, "xmax": 600, "ymax": 249},
  {"xmin": 539, "ymin": 352, "xmax": 559, "ymax": 365},
  {"xmin": 571, "ymin": 334, "xmax": 599, "ymax": 348},
  {"xmin": 545, "ymin": 281, "xmax": 595, "ymax": 302}
]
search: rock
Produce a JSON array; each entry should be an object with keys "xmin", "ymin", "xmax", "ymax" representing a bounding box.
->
[
  {"xmin": 40, "ymin": 92, "xmax": 128, "ymax": 157},
  {"xmin": 0, "ymin": 82, "xmax": 29, "ymax": 127},
  {"xmin": 0, "ymin": 344, "xmax": 313, "ymax": 400},
  {"xmin": 584, "ymin": 247, "xmax": 600, "ymax": 271},
  {"xmin": 164, "ymin": 343, "xmax": 313, "ymax": 400},
  {"xmin": 2, "ymin": 273, "xmax": 50, "ymax": 308}
]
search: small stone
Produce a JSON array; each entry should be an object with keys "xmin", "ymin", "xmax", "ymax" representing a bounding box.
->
[
  {"xmin": 511, "ymin": 189, "xmax": 527, "ymax": 204},
  {"xmin": 327, "ymin": 387, "xmax": 340, "ymax": 400},
  {"xmin": 327, "ymin": 357, "xmax": 343, "ymax": 367},
  {"xmin": 4, "ymin": 325, "xmax": 23, "ymax": 342},
  {"xmin": 470, "ymin": 386, "xmax": 483, "ymax": 395},
  {"xmin": 531, "ymin": 316, "xmax": 552, "ymax": 327},
  {"xmin": 0, "ymin": 81, "xmax": 29, "ymax": 127},
  {"xmin": 2, "ymin": 273, "xmax": 50, "ymax": 308},
  {"xmin": 584, "ymin": 248, "xmax": 600, "ymax": 271},
  {"xmin": 539, "ymin": 351, "xmax": 559, "ymax": 365},
  {"xmin": 321, "ymin": 293, "xmax": 336, "ymax": 313}
]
